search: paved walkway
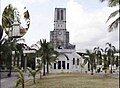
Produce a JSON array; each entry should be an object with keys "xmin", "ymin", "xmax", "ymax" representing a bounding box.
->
[{"xmin": 0, "ymin": 72, "xmax": 34, "ymax": 88}]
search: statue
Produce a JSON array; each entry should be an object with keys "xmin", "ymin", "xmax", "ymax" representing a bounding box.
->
[
  {"xmin": 12, "ymin": 9, "xmax": 21, "ymax": 37},
  {"xmin": 13, "ymin": 9, "xmax": 20, "ymax": 24}
]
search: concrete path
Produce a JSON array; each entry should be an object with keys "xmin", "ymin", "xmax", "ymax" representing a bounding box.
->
[{"xmin": 0, "ymin": 72, "xmax": 34, "ymax": 88}]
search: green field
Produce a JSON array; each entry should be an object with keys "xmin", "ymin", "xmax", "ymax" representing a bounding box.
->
[{"xmin": 25, "ymin": 73, "xmax": 119, "ymax": 88}]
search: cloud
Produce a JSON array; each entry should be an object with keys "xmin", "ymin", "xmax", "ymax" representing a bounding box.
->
[{"xmin": 66, "ymin": 0, "xmax": 119, "ymax": 51}]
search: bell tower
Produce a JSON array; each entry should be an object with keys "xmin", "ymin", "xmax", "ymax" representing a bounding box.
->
[
  {"xmin": 50, "ymin": 8, "xmax": 75, "ymax": 49},
  {"xmin": 54, "ymin": 8, "xmax": 66, "ymax": 30}
]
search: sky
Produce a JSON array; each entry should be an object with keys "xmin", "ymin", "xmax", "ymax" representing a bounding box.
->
[{"xmin": 0, "ymin": 0, "xmax": 119, "ymax": 52}]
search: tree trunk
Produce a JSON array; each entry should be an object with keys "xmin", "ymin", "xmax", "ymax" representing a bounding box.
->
[
  {"xmin": 43, "ymin": 62, "xmax": 46, "ymax": 76},
  {"xmin": 33, "ymin": 77, "xmax": 35, "ymax": 84},
  {"xmin": 105, "ymin": 69, "xmax": 107, "ymax": 76},
  {"xmin": 40, "ymin": 71, "xmax": 42, "ymax": 79},
  {"xmin": 91, "ymin": 65, "xmax": 94, "ymax": 75},
  {"xmin": 110, "ymin": 65, "xmax": 112, "ymax": 74},
  {"xmin": 46, "ymin": 63, "xmax": 49, "ymax": 74},
  {"xmin": 8, "ymin": 57, "xmax": 12, "ymax": 77},
  {"xmin": 22, "ymin": 79, "xmax": 24, "ymax": 88},
  {"xmin": 110, "ymin": 57, "xmax": 112, "ymax": 74}
]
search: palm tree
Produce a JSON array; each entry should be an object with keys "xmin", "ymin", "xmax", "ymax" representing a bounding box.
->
[
  {"xmin": 0, "ymin": 37, "xmax": 14, "ymax": 77},
  {"xmin": 94, "ymin": 47, "xmax": 103, "ymax": 66},
  {"xmin": 2, "ymin": 4, "xmax": 14, "ymax": 35},
  {"xmin": 37, "ymin": 39, "xmax": 51, "ymax": 76},
  {"xmin": 14, "ymin": 66, "xmax": 24, "ymax": 88},
  {"xmin": 102, "ymin": 54, "xmax": 108, "ymax": 75},
  {"xmin": 100, "ymin": 0, "xmax": 119, "ymax": 32},
  {"xmin": 0, "ymin": 36, "xmax": 25, "ymax": 76},
  {"xmin": 36, "ymin": 59, "xmax": 42, "ymax": 78},
  {"xmin": 45, "ymin": 43, "xmax": 58, "ymax": 74},
  {"xmin": 27, "ymin": 67, "xmax": 40, "ymax": 84},
  {"xmin": 33, "ymin": 39, "xmax": 58, "ymax": 76},
  {"xmin": 82, "ymin": 50, "xmax": 96, "ymax": 75},
  {"xmin": 105, "ymin": 42, "xmax": 116, "ymax": 73}
]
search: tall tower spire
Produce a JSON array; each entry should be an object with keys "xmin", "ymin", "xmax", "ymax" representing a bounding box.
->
[
  {"xmin": 54, "ymin": 8, "xmax": 66, "ymax": 30},
  {"xmin": 50, "ymin": 8, "xmax": 75, "ymax": 49}
]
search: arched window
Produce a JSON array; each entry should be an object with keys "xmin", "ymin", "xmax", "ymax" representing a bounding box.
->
[
  {"xmin": 61, "ymin": 10, "xmax": 63, "ymax": 20},
  {"xmin": 57, "ymin": 9, "xmax": 59, "ymax": 20}
]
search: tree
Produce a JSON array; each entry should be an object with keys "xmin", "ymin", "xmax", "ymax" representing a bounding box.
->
[
  {"xmin": 82, "ymin": 50, "xmax": 96, "ymax": 75},
  {"xmin": 45, "ymin": 43, "xmax": 58, "ymax": 74},
  {"xmin": 100, "ymin": 0, "xmax": 119, "ymax": 32},
  {"xmin": 0, "ymin": 37, "xmax": 15, "ymax": 77},
  {"xmin": 14, "ymin": 66, "xmax": 24, "ymax": 88},
  {"xmin": 94, "ymin": 47, "xmax": 103, "ymax": 65},
  {"xmin": 32, "ymin": 39, "xmax": 48, "ymax": 76},
  {"xmin": 105, "ymin": 42, "xmax": 116, "ymax": 73},
  {"xmin": 0, "ymin": 36, "xmax": 25, "ymax": 76},
  {"xmin": 27, "ymin": 67, "xmax": 40, "ymax": 84},
  {"xmin": 102, "ymin": 54, "xmax": 108, "ymax": 75},
  {"xmin": 33, "ymin": 39, "xmax": 58, "ymax": 76},
  {"xmin": 36, "ymin": 59, "xmax": 42, "ymax": 78},
  {"xmin": 2, "ymin": 4, "xmax": 14, "ymax": 35}
]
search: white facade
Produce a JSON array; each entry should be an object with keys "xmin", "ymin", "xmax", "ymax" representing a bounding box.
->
[{"xmin": 50, "ymin": 8, "xmax": 88, "ymax": 73}]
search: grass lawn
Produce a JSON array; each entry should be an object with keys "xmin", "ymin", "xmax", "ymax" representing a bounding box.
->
[{"xmin": 25, "ymin": 73, "xmax": 119, "ymax": 88}]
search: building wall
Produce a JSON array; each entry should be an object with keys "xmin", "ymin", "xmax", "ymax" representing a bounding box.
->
[{"xmin": 50, "ymin": 49, "xmax": 88, "ymax": 73}]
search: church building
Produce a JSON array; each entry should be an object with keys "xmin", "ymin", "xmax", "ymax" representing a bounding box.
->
[{"xmin": 50, "ymin": 8, "xmax": 88, "ymax": 73}]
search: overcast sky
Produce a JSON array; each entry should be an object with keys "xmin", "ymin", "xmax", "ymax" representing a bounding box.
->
[{"xmin": 0, "ymin": 0, "xmax": 119, "ymax": 52}]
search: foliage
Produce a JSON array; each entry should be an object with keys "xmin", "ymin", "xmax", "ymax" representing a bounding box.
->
[
  {"xmin": 82, "ymin": 49, "xmax": 96, "ymax": 75},
  {"xmin": 27, "ymin": 67, "xmax": 40, "ymax": 84},
  {"xmin": 102, "ymin": 54, "xmax": 108, "ymax": 75},
  {"xmin": 33, "ymin": 39, "xmax": 58, "ymax": 76},
  {"xmin": 93, "ymin": 47, "xmax": 103, "ymax": 65},
  {"xmin": 100, "ymin": 0, "xmax": 119, "ymax": 32},
  {"xmin": 2, "ymin": 4, "xmax": 14, "ymax": 34},
  {"xmin": 105, "ymin": 42, "xmax": 116, "ymax": 73},
  {"xmin": 14, "ymin": 66, "xmax": 24, "ymax": 88},
  {"xmin": 36, "ymin": 59, "xmax": 42, "ymax": 78}
]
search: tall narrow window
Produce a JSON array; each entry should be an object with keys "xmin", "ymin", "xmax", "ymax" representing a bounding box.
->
[
  {"xmin": 73, "ymin": 58, "xmax": 75, "ymax": 65},
  {"xmin": 58, "ymin": 61, "xmax": 61, "ymax": 69},
  {"xmin": 77, "ymin": 59, "xmax": 79, "ymax": 65},
  {"xmin": 54, "ymin": 63, "xmax": 56, "ymax": 69},
  {"xmin": 57, "ymin": 9, "xmax": 59, "ymax": 20},
  {"xmin": 62, "ymin": 61, "xmax": 65, "ymax": 69},
  {"xmin": 67, "ymin": 63, "xmax": 69, "ymax": 69},
  {"xmin": 61, "ymin": 10, "xmax": 63, "ymax": 20}
]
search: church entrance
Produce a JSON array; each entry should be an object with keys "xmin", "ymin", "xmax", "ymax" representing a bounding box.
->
[{"xmin": 58, "ymin": 61, "xmax": 66, "ymax": 69}]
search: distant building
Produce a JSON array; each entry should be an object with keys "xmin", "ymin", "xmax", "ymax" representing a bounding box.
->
[{"xmin": 50, "ymin": 8, "xmax": 88, "ymax": 73}]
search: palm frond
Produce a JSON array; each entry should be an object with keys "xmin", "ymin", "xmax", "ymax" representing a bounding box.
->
[
  {"xmin": 108, "ymin": 0, "xmax": 119, "ymax": 7},
  {"xmin": 14, "ymin": 66, "xmax": 24, "ymax": 78},
  {"xmin": 108, "ymin": 17, "xmax": 119, "ymax": 32},
  {"xmin": 107, "ymin": 9, "xmax": 119, "ymax": 22},
  {"xmin": 15, "ymin": 78, "xmax": 22, "ymax": 87}
]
